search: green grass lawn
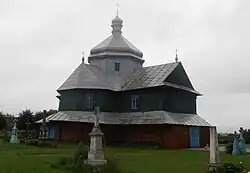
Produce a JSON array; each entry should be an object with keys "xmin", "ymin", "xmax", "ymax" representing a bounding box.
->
[{"xmin": 0, "ymin": 142, "xmax": 250, "ymax": 173}]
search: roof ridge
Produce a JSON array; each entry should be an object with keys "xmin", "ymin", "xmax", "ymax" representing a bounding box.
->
[{"xmin": 143, "ymin": 61, "xmax": 180, "ymax": 69}]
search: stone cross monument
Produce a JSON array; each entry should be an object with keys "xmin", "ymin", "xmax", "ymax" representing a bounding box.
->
[
  {"xmin": 85, "ymin": 106, "xmax": 107, "ymax": 166},
  {"xmin": 208, "ymin": 126, "xmax": 220, "ymax": 171},
  {"xmin": 94, "ymin": 107, "xmax": 100, "ymax": 127},
  {"xmin": 238, "ymin": 128, "xmax": 246, "ymax": 154},
  {"xmin": 9, "ymin": 118, "xmax": 20, "ymax": 144},
  {"xmin": 232, "ymin": 131, "xmax": 240, "ymax": 155},
  {"xmin": 39, "ymin": 114, "xmax": 48, "ymax": 139}
]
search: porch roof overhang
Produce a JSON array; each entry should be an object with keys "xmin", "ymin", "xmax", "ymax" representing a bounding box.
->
[{"xmin": 35, "ymin": 111, "xmax": 211, "ymax": 127}]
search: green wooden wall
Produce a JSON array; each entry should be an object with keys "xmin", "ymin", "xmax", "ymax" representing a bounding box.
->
[
  {"xmin": 166, "ymin": 63, "xmax": 194, "ymax": 89},
  {"xmin": 162, "ymin": 87, "xmax": 197, "ymax": 114},
  {"xmin": 58, "ymin": 86, "xmax": 197, "ymax": 114},
  {"xmin": 58, "ymin": 89, "xmax": 117, "ymax": 112},
  {"xmin": 117, "ymin": 88, "xmax": 164, "ymax": 112}
]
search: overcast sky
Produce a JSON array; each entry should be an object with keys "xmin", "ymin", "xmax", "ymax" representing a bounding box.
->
[{"xmin": 0, "ymin": 0, "xmax": 249, "ymax": 132}]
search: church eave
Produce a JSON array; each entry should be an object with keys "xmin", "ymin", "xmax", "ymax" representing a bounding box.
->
[
  {"xmin": 90, "ymin": 47, "xmax": 143, "ymax": 58},
  {"xmin": 57, "ymin": 86, "xmax": 115, "ymax": 93},
  {"xmin": 88, "ymin": 52, "xmax": 145, "ymax": 63},
  {"xmin": 35, "ymin": 111, "xmax": 211, "ymax": 127}
]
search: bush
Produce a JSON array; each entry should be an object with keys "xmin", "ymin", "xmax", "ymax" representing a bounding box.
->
[
  {"xmin": 245, "ymin": 137, "xmax": 250, "ymax": 144},
  {"xmin": 208, "ymin": 163, "xmax": 247, "ymax": 173},
  {"xmin": 3, "ymin": 130, "xmax": 10, "ymax": 142},
  {"xmin": 225, "ymin": 143, "xmax": 233, "ymax": 154},
  {"xmin": 25, "ymin": 139, "xmax": 38, "ymax": 146},
  {"xmin": 20, "ymin": 139, "xmax": 25, "ymax": 144},
  {"xmin": 217, "ymin": 163, "xmax": 246, "ymax": 173},
  {"xmin": 37, "ymin": 139, "xmax": 57, "ymax": 148},
  {"xmin": 0, "ymin": 113, "xmax": 7, "ymax": 130}
]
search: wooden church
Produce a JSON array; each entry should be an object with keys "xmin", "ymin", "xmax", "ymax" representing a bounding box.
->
[{"xmin": 37, "ymin": 14, "xmax": 211, "ymax": 148}]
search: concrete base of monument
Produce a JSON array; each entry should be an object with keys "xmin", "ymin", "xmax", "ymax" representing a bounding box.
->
[
  {"xmin": 85, "ymin": 150, "xmax": 107, "ymax": 166},
  {"xmin": 9, "ymin": 136, "xmax": 20, "ymax": 144},
  {"xmin": 208, "ymin": 163, "xmax": 220, "ymax": 172},
  {"xmin": 84, "ymin": 159, "xmax": 107, "ymax": 166}
]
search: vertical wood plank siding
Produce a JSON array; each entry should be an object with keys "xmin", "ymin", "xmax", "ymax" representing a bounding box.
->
[
  {"xmin": 58, "ymin": 87, "xmax": 197, "ymax": 114},
  {"xmin": 54, "ymin": 122, "xmax": 209, "ymax": 149}
]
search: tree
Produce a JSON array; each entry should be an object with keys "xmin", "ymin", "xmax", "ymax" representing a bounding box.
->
[
  {"xmin": 17, "ymin": 109, "xmax": 34, "ymax": 130},
  {"xmin": 33, "ymin": 109, "xmax": 57, "ymax": 122},
  {"xmin": 3, "ymin": 113, "xmax": 14, "ymax": 130},
  {"xmin": 0, "ymin": 112, "xmax": 7, "ymax": 130}
]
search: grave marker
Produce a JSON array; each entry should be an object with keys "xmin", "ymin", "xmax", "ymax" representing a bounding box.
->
[
  {"xmin": 9, "ymin": 118, "xmax": 20, "ymax": 144},
  {"xmin": 208, "ymin": 126, "xmax": 220, "ymax": 171},
  {"xmin": 85, "ymin": 106, "xmax": 107, "ymax": 166}
]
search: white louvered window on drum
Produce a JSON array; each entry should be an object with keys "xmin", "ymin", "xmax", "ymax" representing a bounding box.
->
[{"xmin": 85, "ymin": 94, "xmax": 94, "ymax": 108}]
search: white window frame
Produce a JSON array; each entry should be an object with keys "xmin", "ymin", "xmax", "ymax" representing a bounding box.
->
[
  {"xmin": 131, "ymin": 95, "xmax": 139, "ymax": 109},
  {"xmin": 86, "ymin": 94, "xmax": 94, "ymax": 108}
]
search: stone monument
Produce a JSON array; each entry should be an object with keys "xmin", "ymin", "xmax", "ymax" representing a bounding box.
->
[
  {"xmin": 208, "ymin": 126, "xmax": 220, "ymax": 171},
  {"xmin": 232, "ymin": 131, "xmax": 240, "ymax": 155},
  {"xmin": 9, "ymin": 118, "xmax": 20, "ymax": 144},
  {"xmin": 85, "ymin": 106, "xmax": 107, "ymax": 166},
  {"xmin": 39, "ymin": 114, "xmax": 48, "ymax": 139},
  {"xmin": 238, "ymin": 128, "xmax": 246, "ymax": 154}
]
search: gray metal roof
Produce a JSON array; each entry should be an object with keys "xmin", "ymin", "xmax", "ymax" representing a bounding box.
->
[
  {"xmin": 57, "ymin": 63, "xmax": 115, "ymax": 91},
  {"xmin": 121, "ymin": 62, "xmax": 179, "ymax": 90},
  {"xmin": 35, "ymin": 111, "xmax": 211, "ymax": 127},
  {"xmin": 163, "ymin": 82, "xmax": 202, "ymax": 95},
  {"xmin": 57, "ymin": 61, "xmax": 201, "ymax": 95},
  {"xmin": 90, "ymin": 35, "xmax": 143, "ymax": 59},
  {"xmin": 89, "ymin": 15, "xmax": 143, "ymax": 60}
]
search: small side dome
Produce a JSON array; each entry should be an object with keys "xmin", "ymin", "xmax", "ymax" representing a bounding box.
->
[
  {"xmin": 111, "ymin": 15, "xmax": 123, "ymax": 36},
  {"xmin": 112, "ymin": 16, "xmax": 123, "ymax": 24}
]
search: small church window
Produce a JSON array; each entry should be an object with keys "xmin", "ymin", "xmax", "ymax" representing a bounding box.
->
[
  {"xmin": 86, "ymin": 94, "xmax": 94, "ymax": 108},
  {"xmin": 114, "ymin": 62, "xmax": 120, "ymax": 71},
  {"xmin": 131, "ymin": 95, "xmax": 139, "ymax": 109}
]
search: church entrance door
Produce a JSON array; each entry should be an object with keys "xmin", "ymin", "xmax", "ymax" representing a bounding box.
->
[{"xmin": 190, "ymin": 126, "xmax": 200, "ymax": 148}]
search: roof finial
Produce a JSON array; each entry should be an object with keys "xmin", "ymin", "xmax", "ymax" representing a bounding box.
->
[
  {"xmin": 82, "ymin": 52, "xmax": 85, "ymax": 63},
  {"xmin": 116, "ymin": 4, "xmax": 119, "ymax": 16},
  {"xmin": 111, "ymin": 4, "xmax": 123, "ymax": 36},
  {"xmin": 175, "ymin": 49, "xmax": 179, "ymax": 62}
]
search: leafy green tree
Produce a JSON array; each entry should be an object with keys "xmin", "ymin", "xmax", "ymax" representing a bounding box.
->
[
  {"xmin": 33, "ymin": 109, "xmax": 57, "ymax": 122},
  {"xmin": 3, "ymin": 113, "xmax": 14, "ymax": 130},
  {"xmin": 0, "ymin": 112, "xmax": 7, "ymax": 130},
  {"xmin": 17, "ymin": 109, "xmax": 34, "ymax": 130}
]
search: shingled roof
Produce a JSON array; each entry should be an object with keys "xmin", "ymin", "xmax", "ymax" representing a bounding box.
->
[
  {"xmin": 57, "ymin": 61, "xmax": 200, "ymax": 95},
  {"xmin": 57, "ymin": 63, "xmax": 115, "ymax": 91},
  {"xmin": 121, "ymin": 62, "xmax": 178, "ymax": 90},
  {"xmin": 35, "ymin": 111, "xmax": 211, "ymax": 127}
]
